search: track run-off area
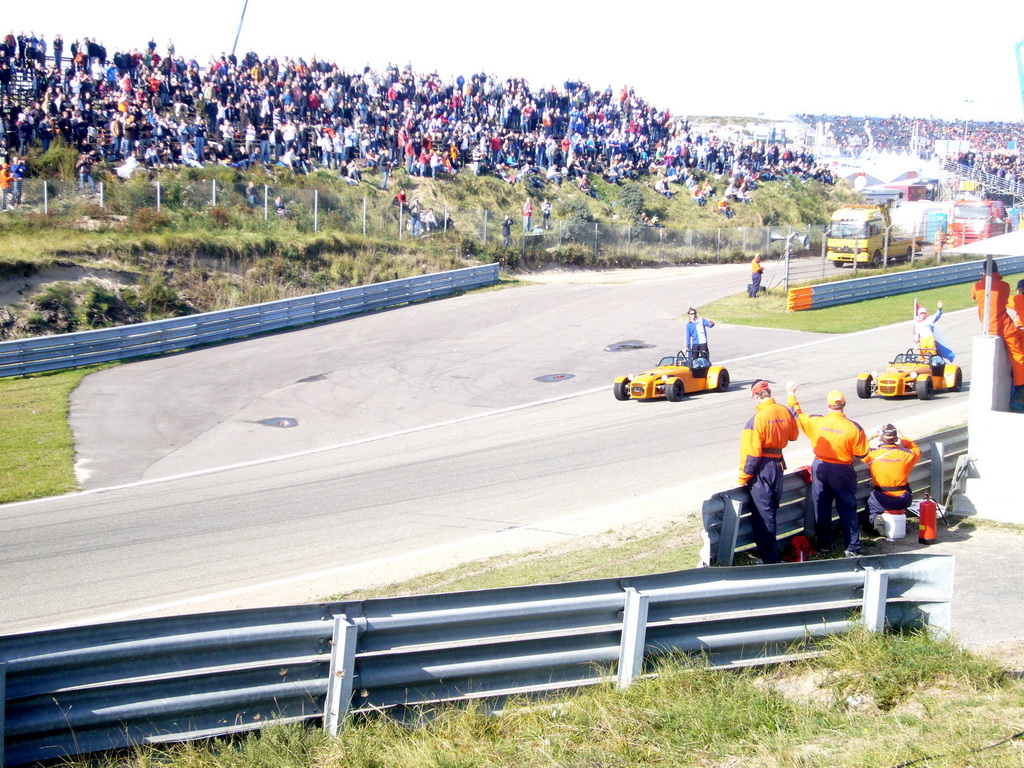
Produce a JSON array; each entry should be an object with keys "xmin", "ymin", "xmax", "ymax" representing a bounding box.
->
[{"xmin": 1, "ymin": 260, "xmax": 973, "ymax": 634}]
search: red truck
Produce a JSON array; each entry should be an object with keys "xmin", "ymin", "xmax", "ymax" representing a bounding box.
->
[{"xmin": 948, "ymin": 199, "xmax": 1008, "ymax": 247}]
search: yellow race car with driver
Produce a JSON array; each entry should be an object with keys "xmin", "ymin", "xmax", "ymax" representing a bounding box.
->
[
  {"xmin": 613, "ymin": 351, "xmax": 730, "ymax": 401},
  {"xmin": 856, "ymin": 348, "xmax": 962, "ymax": 400}
]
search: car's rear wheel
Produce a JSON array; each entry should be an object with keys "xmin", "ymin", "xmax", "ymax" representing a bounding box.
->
[
  {"xmin": 951, "ymin": 368, "xmax": 963, "ymax": 392},
  {"xmin": 665, "ymin": 377, "xmax": 685, "ymax": 401},
  {"xmin": 857, "ymin": 375, "xmax": 873, "ymax": 399},
  {"xmin": 716, "ymin": 369, "xmax": 730, "ymax": 392},
  {"xmin": 613, "ymin": 379, "xmax": 630, "ymax": 401},
  {"xmin": 917, "ymin": 376, "xmax": 934, "ymax": 400}
]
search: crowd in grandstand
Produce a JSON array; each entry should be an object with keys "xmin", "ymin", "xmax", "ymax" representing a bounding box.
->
[
  {"xmin": 799, "ymin": 112, "xmax": 1024, "ymax": 186},
  {"xmin": 0, "ymin": 29, "xmax": 842, "ymax": 204}
]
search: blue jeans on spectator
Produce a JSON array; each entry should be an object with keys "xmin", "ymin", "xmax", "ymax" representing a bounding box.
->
[
  {"xmin": 260, "ymin": 140, "xmax": 271, "ymax": 163},
  {"xmin": 79, "ymin": 171, "xmax": 97, "ymax": 194}
]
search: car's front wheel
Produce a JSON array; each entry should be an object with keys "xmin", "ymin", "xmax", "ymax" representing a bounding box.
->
[
  {"xmin": 857, "ymin": 375, "xmax": 873, "ymax": 399},
  {"xmin": 665, "ymin": 377, "xmax": 685, "ymax": 401},
  {"xmin": 613, "ymin": 379, "xmax": 630, "ymax": 401},
  {"xmin": 917, "ymin": 376, "xmax": 934, "ymax": 400},
  {"xmin": 716, "ymin": 369, "xmax": 730, "ymax": 392}
]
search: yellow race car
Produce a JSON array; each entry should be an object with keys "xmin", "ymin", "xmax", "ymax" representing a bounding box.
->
[
  {"xmin": 856, "ymin": 349, "xmax": 963, "ymax": 400},
  {"xmin": 613, "ymin": 351, "xmax": 730, "ymax": 401}
]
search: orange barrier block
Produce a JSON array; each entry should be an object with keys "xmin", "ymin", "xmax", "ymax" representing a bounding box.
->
[{"xmin": 787, "ymin": 287, "xmax": 814, "ymax": 312}]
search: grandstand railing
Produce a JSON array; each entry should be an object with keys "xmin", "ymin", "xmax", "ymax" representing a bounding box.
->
[{"xmin": 942, "ymin": 157, "xmax": 1024, "ymax": 206}]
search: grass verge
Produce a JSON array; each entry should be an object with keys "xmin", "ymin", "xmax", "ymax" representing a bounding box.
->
[
  {"xmin": 701, "ymin": 272, "xmax": 1024, "ymax": 334},
  {"xmin": 0, "ymin": 365, "xmax": 110, "ymax": 503}
]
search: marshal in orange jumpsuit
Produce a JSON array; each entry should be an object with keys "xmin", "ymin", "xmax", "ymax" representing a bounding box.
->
[
  {"xmin": 861, "ymin": 427, "xmax": 920, "ymax": 532},
  {"xmin": 972, "ymin": 266, "xmax": 1024, "ymax": 388}
]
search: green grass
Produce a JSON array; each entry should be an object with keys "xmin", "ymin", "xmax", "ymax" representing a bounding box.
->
[
  {"xmin": 703, "ymin": 272, "xmax": 1024, "ymax": 334},
  {"xmin": 0, "ymin": 366, "xmax": 107, "ymax": 503},
  {"xmin": 329, "ymin": 523, "xmax": 705, "ymax": 601}
]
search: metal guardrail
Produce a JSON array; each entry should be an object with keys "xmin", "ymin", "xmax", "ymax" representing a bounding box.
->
[
  {"xmin": 0, "ymin": 552, "xmax": 953, "ymax": 767},
  {"xmin": 700, "ymin": 426, "xmax": 968, "ymax": 566},
  {"xmin": 786, "ymin": 256, "xmax": 1024, "ymax": 311},
  {"xmin": 0, "ymin": 264, "xmax": 500, "ymax": 378}
]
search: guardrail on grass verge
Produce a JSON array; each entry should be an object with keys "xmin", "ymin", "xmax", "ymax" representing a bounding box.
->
[
  {"xmin": 0, "ymin": 552, "xmax": 953, "ymax": 767},
  {"xmin": 0, "ymin": 264, "xmax": 500, "ymax": 378},
  {"xmin": 786, "ymin": 256, "xmax": 1024, "ymax": 311}
]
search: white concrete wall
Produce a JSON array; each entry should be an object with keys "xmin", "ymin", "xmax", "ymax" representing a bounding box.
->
[{"xmin": 961, "ymin": 334, "xmax": 1019, "ymax": 522}]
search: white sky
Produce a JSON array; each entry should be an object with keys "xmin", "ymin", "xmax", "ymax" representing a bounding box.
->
[{"xmin": 5, "ymin": 0, "xmax": 1024, "ymax": 123}]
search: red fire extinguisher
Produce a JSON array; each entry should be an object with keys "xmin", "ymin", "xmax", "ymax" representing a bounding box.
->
[{"xmin": 919, "ymin": 493, "xmax": 937, "ymax": 545}]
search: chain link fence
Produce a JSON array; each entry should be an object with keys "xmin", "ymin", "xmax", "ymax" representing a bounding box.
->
[{"xmin": 7, "ymin": 177, "xmax": 839, "ymax": 265}]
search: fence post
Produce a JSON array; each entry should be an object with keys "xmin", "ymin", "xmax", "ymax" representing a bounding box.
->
[
  {"xmin": 263, "ymin": 185, "xmax": 268, "ymax": 221},
  {"xmin": 324, "ymin": 616, "xmax": 358, "ymax": 736},
  {"xmin": 99, "ymin": 182, "xmax": 104, "ymax": 209},
  {"xmin": 43, "ymin": 180, "xmax": 48, "ymax": 215},
  {"xmin": 399, "ymin": 205, "xmax": 404, "ymax": 240},
  {"xmin": 362, "ymin": 197, "xmax": 367, "ymax": 235},
  {"xmin": 211, "ymin": 179, "xmax": 216, "ymax": 207},
  {"xmin": 483, "ymin": 209, "xmax": 488, "ymax": 245},
  {"xmin": 444, "ymin": 205, "xmax": 448, "ymax": 233},
  {"xmin": 716, "ymin": 228, "xmax": 721, "ymax": 263},
  {"xmin": 716, "ymin": 493, "xmax": 743, "ymax": 566},
  {"xmin": 156, "ymin": 180, "xmax": 161, "ymax": 212},
  {"xmin": 558, "ymin": 219, "xmax": 562, "ymax": 248},
  {"xmin": 688, "ymin": 229, "xmax": 693, "ymax": 261},
  {"xmin": 314, "ymin": 189, "xmax": 319, "ymax": 232},
  {"xmin": 594, "ymin": 223, "xmax": 598, "ymax": 257},
  {"xmin": 617, "ymin": 588, "xmax": 649, "ymax": 689},
  {"xmin": 627, "ymin": 225, "xmax": 631, "ymax": 260},
  {"xmin": 862, "ymin": 567, "xmax": 889, "ymax": 632},
  {"xmin": 930, "ymin": 441, "xmax": 946, "ymax": 502}
]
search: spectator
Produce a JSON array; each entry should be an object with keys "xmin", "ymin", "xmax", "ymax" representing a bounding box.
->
[
  {"xmin": 501, "ymin": 214, "xmax": 513, "ymax": 248},
  {"xmin": 76, "ymin": 150, "xmax": 96, "ymax": 194}
]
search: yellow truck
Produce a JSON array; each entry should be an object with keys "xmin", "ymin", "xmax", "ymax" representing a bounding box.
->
[{"xmin": 826, "ymin": 205, "xmax": 916, "ymax": 268}]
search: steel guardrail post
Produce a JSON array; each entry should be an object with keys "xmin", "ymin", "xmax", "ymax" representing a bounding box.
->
[
  {"xmin": 716, "ymin": 494, "xmax": 743, "ymax": 566},
  {"xmin": 930, "ymin": 442, "xmax": 946, "ymax": 503},
  {"xmin": 1, "ymin": 661, "xmax": 6, "ymax": 768},
  {"xmin": 617, "ymin": 588, "xmax": 649, "ymax": 689},
  {"xmin": 324, "ymin": 616, "xmax": 358, "ymax": 736},
  {"xmin": 862, "ymin": 567, "xmax": 889, "ymax": 633}
]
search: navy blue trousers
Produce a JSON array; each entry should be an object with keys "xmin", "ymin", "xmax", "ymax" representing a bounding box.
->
[
  {"xmin": 812, "ymin": 459, "xmax": 860, "ymax": 554},
  {"xmin": 749, "ymin": 457, "xmax": 784, "ymax": 563}
]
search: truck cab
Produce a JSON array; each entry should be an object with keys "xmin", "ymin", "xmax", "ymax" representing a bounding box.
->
[
  {"xmin": 948, "ymin": 199, "xmax": 1008, "ymax": 247},
  {"xmin": 826, "ymin": 205, "xmax": 916, "ymax": 268}
]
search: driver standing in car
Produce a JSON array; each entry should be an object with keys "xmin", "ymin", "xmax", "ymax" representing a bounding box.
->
[{"xmin": 684, "ymin": 308, "xmax": 715, "ymax": 361}]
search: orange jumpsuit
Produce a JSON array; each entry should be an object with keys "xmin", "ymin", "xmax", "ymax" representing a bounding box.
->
[
  {"xmin": 789, "ymin": 396, "xmax": 870, "ymax": 554},
  {"xmin": 738, "ymin": 397, "xmax": 799, "ymax": 563},
  {"xmin": 1010, "ymin": 294, "xmax": 1024, "ymax": 331},
  {"xmin": 973, "ymin": 275, "xmax": 1024, "ymax": 386},
  {"xmin": 862, "ymin": 437, "xmax": 920, "ymax": 528}
]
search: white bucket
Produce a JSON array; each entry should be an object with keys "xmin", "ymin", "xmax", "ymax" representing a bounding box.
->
[{"xmin": 882, "ymin": 512, "xmax": 907, "ymax": 539}]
